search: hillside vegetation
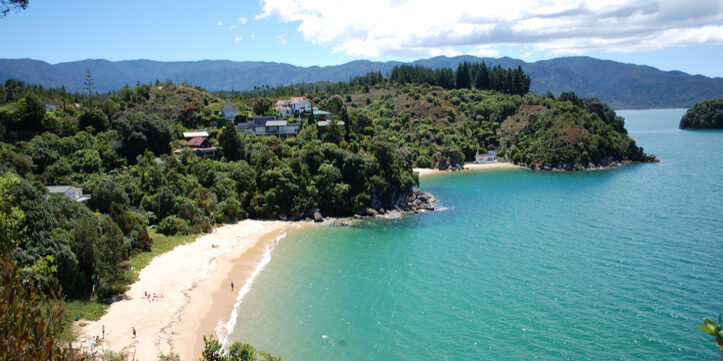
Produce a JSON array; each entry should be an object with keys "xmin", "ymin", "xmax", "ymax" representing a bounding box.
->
[
  {"xmin": 0, "ymin": 64, "xmax": 654, "ymax": 307},
  {"xmin": 2, "ymin": 55, "xmax": 722, "ymax": 108},
  {"xmin": 679, "ymin": 99, "xmax": 723, "ymax": 129}
]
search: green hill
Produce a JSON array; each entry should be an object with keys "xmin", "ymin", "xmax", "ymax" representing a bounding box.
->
[
  {"xmin": 2, "ymin": 56, "xmax": 722, "ymax": 109},
  {"xmin": 679, "ymin": 99, "xmax": 723, "ymax": 129}
]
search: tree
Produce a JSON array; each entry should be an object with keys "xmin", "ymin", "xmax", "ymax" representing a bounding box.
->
[
  {"xmin": 218, "ymin": 120, "xmax": 244, "ymax": 161},
  {"xmin": 698, "ymin": 314, "xmax": 723, "ymax": 360},
  {"xmin": 17, "ymin": 94, "xmax": 46, "ymax": 131},
  {"xmin": 200, "ymin": 334, "xmax": 264, "ymax": 361},
  {"xmin": 114, "ymin": 113, "xmax": 172, "ymax": 162},
  {"xmin": 0, "ymin": 256, "xmax": 79, "ymax": 361},
  {"xmin": 78, "ymin": 109, "xmax": 108, "ymax": 133},
  {"xmin": 0, "ymin": 0, "xmax": 28, "ymax": 17},
  {"xmin": 251, "ymin": 98, "xmax": 272, "ymax": 116},
  {"xmin": 83, "ymin": 69, "xmax": 96, "ymax": 108},
  {"xmin": 0, "ymin": 173, "xmax": 24, "ymax": 255}
]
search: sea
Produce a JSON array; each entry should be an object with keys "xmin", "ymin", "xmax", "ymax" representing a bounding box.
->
[{"xmin": 226, "ymin": 109, "xmax": 723, "ymax": 360}]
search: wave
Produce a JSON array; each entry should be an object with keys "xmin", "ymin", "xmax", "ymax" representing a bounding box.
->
[{"xmin": 215, "ymin": 231, "xmax": 288, "ymax": 348}]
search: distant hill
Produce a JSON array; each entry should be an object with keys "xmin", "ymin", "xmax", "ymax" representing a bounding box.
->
[{"xmin": 1, "ymin": 56, "xmax": 722, "ymax": 109}]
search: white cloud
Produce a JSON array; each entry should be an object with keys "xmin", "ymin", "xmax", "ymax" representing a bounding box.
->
[
  {"xmin": 235, "ymin": 36, "xmax": 242, "ymax": 42},
  {"xmin": 250, "ymin": 33, "xmax": 256, "ymax": 38},
  {"xmin": 217, "ymin": 21, "xmax": 223, "ymax": 26},
  {"xmin": 276, "ymin": 34, "xmax": 287, "ymax": 45},
  {"xmin": 230, "ymin": 24, "xmax": 237, "ymax": 29},
  {"xmin": 257, "ymin": 0, "xmax": 723, "ymax": 58},
  {"xmin": 238, "ymin": 17, "xmax": 249, "ymax": 24}
]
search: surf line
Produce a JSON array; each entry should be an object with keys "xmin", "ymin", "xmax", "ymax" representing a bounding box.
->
[{"xmin": 216, "ymin": 231, "xmax": 288, "ymax": 347}]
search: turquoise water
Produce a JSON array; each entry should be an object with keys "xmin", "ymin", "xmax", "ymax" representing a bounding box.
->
[{"xmin": 228, "ymin": 109, "xmax": 723, "ymax": 360}]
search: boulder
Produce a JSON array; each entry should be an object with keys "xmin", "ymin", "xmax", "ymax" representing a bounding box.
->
[{"xmin": 313, "ymin": 210, "xmax": 324, "ymax": 223}]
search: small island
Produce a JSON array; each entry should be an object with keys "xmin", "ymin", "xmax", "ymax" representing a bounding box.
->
[{"xmin": 679, "ymin": 99, "xmax": 723, "ymax": 129}]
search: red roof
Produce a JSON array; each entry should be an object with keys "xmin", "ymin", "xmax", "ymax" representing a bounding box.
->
[{"xmin": 186, "ymin": 137, "xmax": 207, "ymax": 148}]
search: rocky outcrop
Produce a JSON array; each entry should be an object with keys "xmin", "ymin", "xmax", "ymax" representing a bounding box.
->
[
  {"xmin": 394, "ymin": 189, "xmax": 437, "ymax": 212},
  {"xmin": 527, "ymin": 154, "xmax": 659, "ymax": 171}
]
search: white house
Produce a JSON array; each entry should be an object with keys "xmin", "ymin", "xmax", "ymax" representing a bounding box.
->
[
  {"xmin": 475, "ymin": 151, "xmax": 497, "ymax": 164},
  {"xmin": 275, "ymin": 97, "xmax": 311, "ymax": 118},
  {"xmin": 47, "ymin": 186, "xmax": 91, "ymax": 202}
]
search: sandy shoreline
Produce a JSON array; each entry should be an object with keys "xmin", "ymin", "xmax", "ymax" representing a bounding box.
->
[
  {"xmin": 414, "ymin": 162, "xmax": 523, "ymax": 176},
  {"xmin": 75, "ymin": 220, "xmax": 308, "ymax": 361}
]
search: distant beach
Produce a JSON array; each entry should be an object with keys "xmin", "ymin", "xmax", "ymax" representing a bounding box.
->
[
  {"xmin": 75, "ymin": 220, "xmax": 307, "ymax": 361},
  {"xmin": 414, "ymin": 162, "xmax": 523, "ymax": 176}
]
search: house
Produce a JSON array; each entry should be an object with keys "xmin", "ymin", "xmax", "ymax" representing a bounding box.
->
[
  {"xmin": 176, "ymin": 134, "xmax": 218, "ymax": 158},
  {"xmin": 317, "ymin": 120, "xmax": 344, "ymax": 134},
  {"xmin": 47, "ymin": 186, "xmax": 91, "ymax": 202},
  {"xmin": 275, "ymin": 97, "xmax": 311, "ymax": 118},
  {"xmin": 236, "ymin": 116, "xmax": 301, "ymax": 138},
  {"xmin": 221, "ymin": 104, "xmax": 239, "ymax": 120},
  {"xmin": 312, "ymin": 108, "xmax": 331, "ymax": 121},
  {"xmin": 475, "ymin": 151, "xmax": 497, "ymax": 164}
]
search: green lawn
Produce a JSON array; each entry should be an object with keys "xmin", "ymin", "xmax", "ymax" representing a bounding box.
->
[{"xmin": 61, "ymin": 228, "xmax": 198, "ymax": 341}]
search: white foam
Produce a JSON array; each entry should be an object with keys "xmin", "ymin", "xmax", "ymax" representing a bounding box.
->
[{"xmin": 215, "ymin": 232, "xmax": 288, "ymax": 348}]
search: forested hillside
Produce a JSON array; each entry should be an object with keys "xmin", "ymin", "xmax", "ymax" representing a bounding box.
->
[{"xmin": 2, "ymin": 55, "xmax": 722, "ymax": 108}]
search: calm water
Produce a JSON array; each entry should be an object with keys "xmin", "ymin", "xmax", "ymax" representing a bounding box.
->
[{"xmin": 228, "ymin": 109, "xmax": 723, "ymax": 360}]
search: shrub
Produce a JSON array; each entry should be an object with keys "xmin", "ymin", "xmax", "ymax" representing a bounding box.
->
[{"xmin": 157, "ymin": 216, "xmax": 192, "ymax": 236}]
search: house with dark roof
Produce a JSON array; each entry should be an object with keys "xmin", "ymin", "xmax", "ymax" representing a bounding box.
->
[
  {"xmin": 175, "ymin": 135, "xmax": 218, "ymax": 158},
  {"xmin": 236, "ymin": 116, "xmax": 301, "ymax": 138}
]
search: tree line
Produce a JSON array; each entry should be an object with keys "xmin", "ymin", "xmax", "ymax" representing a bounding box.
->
[{"xmin": 389, "ymin": 62, "xmax": 531, "ymax": 95}]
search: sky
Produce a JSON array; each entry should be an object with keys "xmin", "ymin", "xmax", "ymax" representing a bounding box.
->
[{"xmin": 0, "ymin": 0, "xmax": 722, "ymax": 77}]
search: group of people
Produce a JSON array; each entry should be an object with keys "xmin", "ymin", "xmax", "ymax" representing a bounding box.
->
[{"xmin": 142, "ymin": 290, "xmax": 164, "ymax": 301}]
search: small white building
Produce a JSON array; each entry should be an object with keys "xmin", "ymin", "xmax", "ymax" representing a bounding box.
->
[
  {"xmin": 475, "ymin": 151, "xmax": 497, "ymax": 164},
  {"xmin": 47, "ymin": 186, "xmax": 91, "ymax": 202},
  {"xmin": 182, "ymin": 131, "xmax": 209, "ymax": 140}
]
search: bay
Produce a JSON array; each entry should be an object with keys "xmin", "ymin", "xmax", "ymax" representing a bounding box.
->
[{"xmin": 228, "ymin": 108, "xmax": 723, "ymax": 360}]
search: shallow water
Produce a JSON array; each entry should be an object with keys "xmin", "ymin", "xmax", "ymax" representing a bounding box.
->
[{"xmin": 228, "ymin": 108, "xmax": 723, "ymax": 360}]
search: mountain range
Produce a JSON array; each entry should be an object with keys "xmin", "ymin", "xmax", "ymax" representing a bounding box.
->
[{"xmin": 1, "ymin": 56, "xmax": 721, "ymax": 109}]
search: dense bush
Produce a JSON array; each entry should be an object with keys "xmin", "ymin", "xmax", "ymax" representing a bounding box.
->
[{"xmin": 679, "ymin": 99, "xmax": 723, "ymax": 129}]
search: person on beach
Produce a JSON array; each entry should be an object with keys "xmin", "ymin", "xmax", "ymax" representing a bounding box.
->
[
  {"xmin": 132, "ymin": 326, "xmax": 136, "ymax": 338},
  {"xmin": 231, "ymin": 282, "xmax": 234, "ymax": 291},
  {"xmin": 102, "ymin": 325, "xmax": 105, "ymax": 339}
]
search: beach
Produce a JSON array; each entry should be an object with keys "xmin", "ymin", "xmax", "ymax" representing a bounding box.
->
[
  {"xmin": 74, "ymin": 220, "xmax": 307, "ymax": 361},
  {"xmin": 414, "ymin": 162, "xmax": 523, "ymax": 176}
]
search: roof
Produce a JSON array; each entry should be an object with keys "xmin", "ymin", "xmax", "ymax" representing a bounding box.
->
[
  {"xmin": 186, "ymin": 137, "xmax": 207, "ymax": 147},
  {"xmin": 317, "ymin": 121, "xmax": 344, "ymax": 127},
  {"xmin": 275, "ymin": 97, "xmax": 310, "ymax": 106},
  {"xmin": 313, "ymin": 109, "xmax": 331, "ymax": 116},
  {"xmin": 47, "ymin": 185, "xmax": 75, "ymax": 193},
  {"xmin": 266, "ymin": 120, "xmax": 288, "ymax": 127},
  {"xmin": 183, "ymin": 131, "xmax": 209, "ymax": 139}
]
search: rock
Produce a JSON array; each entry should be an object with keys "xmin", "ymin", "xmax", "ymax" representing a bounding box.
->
[
  {"xmin": 364, "ymin": 208, "xmax": 379, "ymax": 216},
  {"xmin": 313, "ymin": 211, "xmax": 324, "ymax": 223},
  {"xmin": 330, "ymin": 219, "xmax": 354, "ymax": 227}
]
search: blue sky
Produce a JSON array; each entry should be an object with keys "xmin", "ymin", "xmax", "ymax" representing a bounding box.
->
[{"xmin": 1, "ymin": 0, "xmax": 722, "ymax": 77}]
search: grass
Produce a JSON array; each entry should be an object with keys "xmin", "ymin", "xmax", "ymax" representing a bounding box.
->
[
  {"xmin": 60, "ymin": 228, "xmax": 198, "ymax": 341},
  {"xmin": 126, "ymin": 229, "xmax": 197, "ymax": 283},
  {"xmin": 59, "ymin": 300, "xmax": 109, "ymax": 342}
]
